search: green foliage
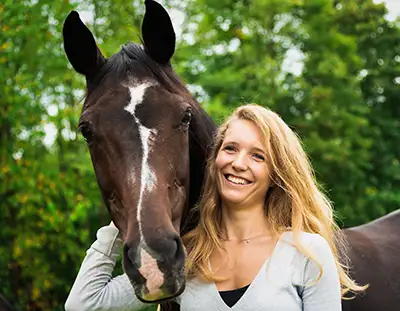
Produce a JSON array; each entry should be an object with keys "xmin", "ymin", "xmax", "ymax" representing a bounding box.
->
[
  {"xmin": 0, "ymin": 1, "xmax": 145, "ymax": 310},
  {"xmin": 335, "ymin": 0, "xmax": 400, "ymax": 223},
  {"xmin": 176, "ymin": 0, "xmax": 400, "ymax": 226},
  {"xmin": 0, "ymin": 0, "xmax": 399, "ymax": 310}
]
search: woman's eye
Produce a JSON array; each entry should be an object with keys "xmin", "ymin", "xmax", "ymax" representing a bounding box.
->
[
  {"xmin": 224, "ymin": 145, "xmax": 235, "ymax": 152},
  {"xmin": 253, "ymin": 153, "xmax": 265, "ymax": 161}
]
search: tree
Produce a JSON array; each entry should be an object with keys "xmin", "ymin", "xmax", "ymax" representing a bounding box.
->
[
  {"xmin": 0, "ymin": 1, "xmax": 145, "ymax": 309},
  {"xmin": 334, "ymin": 0, "xmax": 400, "ymax": 223},
  {"xmin": 176, "ymin": 0, "xmax": 388, "ymax": 226}
]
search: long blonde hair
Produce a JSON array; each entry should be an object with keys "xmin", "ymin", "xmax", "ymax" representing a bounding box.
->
[{"xmin": 183, "ymin": 103, "xmax": 366, "ymax": 297}]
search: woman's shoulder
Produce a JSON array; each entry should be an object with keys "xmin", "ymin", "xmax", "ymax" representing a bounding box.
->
[
  {"xmin": 271, "ymin": 231, "xmax": 338, "ymax": 289},
  {"xmin": 281, "ymin": 230, "xmax": 329, "ymax": 247},
  {"xmin": 279, "ymin": 231, "xmax": 332, "ymax": 260}
]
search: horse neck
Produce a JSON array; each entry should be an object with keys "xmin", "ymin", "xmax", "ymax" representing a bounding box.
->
[{"xmin": 181, "ymin": 107, "xmax": 216, "ymax": 236}]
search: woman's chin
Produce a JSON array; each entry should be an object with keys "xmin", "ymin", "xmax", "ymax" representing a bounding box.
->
[{"xmin": 220, "ymin": 192, "xmax": 249, "ymax": 206}]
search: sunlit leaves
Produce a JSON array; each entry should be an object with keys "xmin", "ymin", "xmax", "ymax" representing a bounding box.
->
[{"xmin": 0, "ymin": 1, "xmax": 139, "ymax": 310}]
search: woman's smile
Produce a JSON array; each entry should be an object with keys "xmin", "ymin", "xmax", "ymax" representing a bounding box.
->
[{"xmin": 224, "ymin": 174, "xmax": 252, "ymax": 186}]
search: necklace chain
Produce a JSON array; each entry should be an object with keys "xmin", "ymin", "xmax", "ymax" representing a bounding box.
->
[{"xmin": 220, "ymin": 229, "xmax": 268, "ymax": 243}]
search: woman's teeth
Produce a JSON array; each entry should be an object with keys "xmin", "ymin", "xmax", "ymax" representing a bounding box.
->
[{"xmin": 226, "ymin": 175, "xmax": 250, "ymax": 185}]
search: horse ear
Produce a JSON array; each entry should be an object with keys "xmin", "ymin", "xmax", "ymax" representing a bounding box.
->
[
  {"xmin": 142, "ymin": 0, "xmax": 176, "ymax": 65},
  {"xmin": 62, "ymin": 11, "xmax": 106, "ymax": 77}
]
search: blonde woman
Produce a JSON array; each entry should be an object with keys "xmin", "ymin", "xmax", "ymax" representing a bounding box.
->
[{"xmin": 66, "ymin": 104, "xmax": 364, "ymax": 311}]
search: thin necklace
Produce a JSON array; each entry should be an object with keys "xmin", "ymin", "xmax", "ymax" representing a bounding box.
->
[{"xmin": 220, "ymin": 229, "xmax": 269, "ymax": 244}]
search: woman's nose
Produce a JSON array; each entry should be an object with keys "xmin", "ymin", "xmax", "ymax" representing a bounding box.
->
[{"xmin": 232, "ymin": 152, "xmax": 248, "ymax": 171}]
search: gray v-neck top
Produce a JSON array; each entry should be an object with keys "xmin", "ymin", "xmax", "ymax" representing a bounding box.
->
[{"xmin": 65, "ymin": 226, "xmax": 342, "ymax": 311}]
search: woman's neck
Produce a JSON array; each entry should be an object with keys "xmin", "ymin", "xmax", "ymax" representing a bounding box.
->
[{"xmin": 220, "ymin": 203, "xmax": 269, "ymax": 242}]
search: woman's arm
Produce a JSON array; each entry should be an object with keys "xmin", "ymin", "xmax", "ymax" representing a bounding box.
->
[
  {"xmin": 65, "ymin": 224, "xmax": 150, "ymax": 311},
  {"xmin": 301, "ymin": 234, "xmax": 342, "ymax": 311}
]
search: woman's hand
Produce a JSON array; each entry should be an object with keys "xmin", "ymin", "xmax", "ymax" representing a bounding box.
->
[{"xmin": 109, "ymin": 221, "xmax": 123, "ymax": 239}]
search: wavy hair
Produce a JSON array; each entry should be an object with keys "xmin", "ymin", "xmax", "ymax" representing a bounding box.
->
[{"xmin": 183, "ymin": 103, "xmax": 366, "ymax": 297}]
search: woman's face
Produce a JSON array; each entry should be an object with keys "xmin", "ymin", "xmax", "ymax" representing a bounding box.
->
[{"xmin": 215, "ymin": 119, "xmax": 272, "ymax": 209}]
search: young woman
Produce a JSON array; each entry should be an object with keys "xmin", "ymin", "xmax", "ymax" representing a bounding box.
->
[{"xmin": 65, "ymin": 104, "xmax": 364, "ymax": 311}]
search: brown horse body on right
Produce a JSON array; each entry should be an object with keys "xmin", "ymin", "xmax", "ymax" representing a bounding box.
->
[{"xmin": 341, "ymin": 210, "xmax": 400, "ymax": 311}]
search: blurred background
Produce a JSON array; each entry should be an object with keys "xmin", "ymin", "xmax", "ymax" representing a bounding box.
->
[{"xmin": 1, "ymin": 0, "xmax": 399, "ymax": 310}]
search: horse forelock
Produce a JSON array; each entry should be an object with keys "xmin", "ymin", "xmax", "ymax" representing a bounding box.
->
[
  {"xmin": 86, "ymin": 42, "xmax": 212, "ymax": 135},
  {"xmin": 86, "ymin": 43, "xmax": 196, "ymax": 106}
]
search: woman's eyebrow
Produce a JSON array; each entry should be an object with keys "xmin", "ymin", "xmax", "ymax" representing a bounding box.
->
[
  {"xmin": 222, "ymin": 141, "xmax": 238, "ymax": 146},
  {"xmin": 252, "ymin": 147, "xmax": 267, "ymax": 154},
  {"xmin": 223, "ymin": 141, "xmax": 266, "ymax": 153}
]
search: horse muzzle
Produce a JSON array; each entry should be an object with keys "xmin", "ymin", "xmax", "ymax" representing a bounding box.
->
[{"xmin": 123, "ymin": 235, "xmax": 186, "ymax": 302}]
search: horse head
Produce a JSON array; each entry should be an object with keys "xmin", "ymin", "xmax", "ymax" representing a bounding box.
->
[{"xmin": 63, "ymin": 0, "xmax": 215, "ymax": 303}]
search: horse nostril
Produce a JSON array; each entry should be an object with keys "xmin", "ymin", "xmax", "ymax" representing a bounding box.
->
[
  {"xmin": 123, "ymin": 234, "xmax": 185, "ymax": 272},
  {"xmin": 159, "ymin": 233, "xmax": 183, "ymax": 262},
  {"xmin": 123, "ymin": 244, "xmax": 137, "ymax": 265},
  {"xmin": 171, "ymin": 234, "xmax": 184, "ymax": 261},
  {"xmin": 169, "ymin": 236, "xmax": 178, "ymax": 259}
]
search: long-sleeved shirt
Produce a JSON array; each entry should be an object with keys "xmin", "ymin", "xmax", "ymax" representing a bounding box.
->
[{"xmin": 65, "ymin": 225, "xmax": 342, "ymax": 311}]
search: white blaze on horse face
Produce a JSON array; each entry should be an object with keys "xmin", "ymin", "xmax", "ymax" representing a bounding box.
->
[
  {"xmin": 138, "ymin": 248, "xmax": 165, "ymax": 299},
  {"xmin": 125, "ymin": 81, "xmax": 164, "ymax": 296},
  {"xmin": 124, "ymin": 81, "xmax": 158, "ymax": 232},
  {"xmin": 139, "ymin": 126, "xmax": 157, "ymax": 192},
  {"xmin": 125, "ymin": 83, "xmax": 152, "ymax": 115}
]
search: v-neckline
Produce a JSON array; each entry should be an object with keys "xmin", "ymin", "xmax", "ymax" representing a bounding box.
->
[{"xmin": 210, "ymin": 232, "xmax": 286, "ymax": 310}]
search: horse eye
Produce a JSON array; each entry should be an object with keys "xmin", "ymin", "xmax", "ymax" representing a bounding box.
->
[
  {"xmin": 79, "ymin": 122, "xmax": 94, "ymax": 144},
  {"xmin": 109, "ymin": 192, "xmax": 116, "ymax": 202},
  {"xmin": 181, "ymin": 108, "xmax": 192, "ymax": 126}
]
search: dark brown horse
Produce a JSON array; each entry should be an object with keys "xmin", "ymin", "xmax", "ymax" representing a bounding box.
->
[
  {"xmin": 63, "ymin": 0, "xmax": 400, "ymax": 310},
  {"xmin": 63, "ymin": 0, "xmax": 215, "ymax": 304},
  {"xmin": 341, "ymin": 209, "xmax": 400, "ymax": 311}
]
